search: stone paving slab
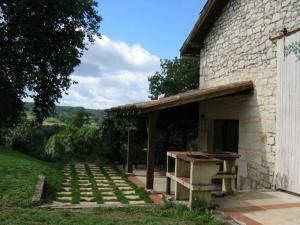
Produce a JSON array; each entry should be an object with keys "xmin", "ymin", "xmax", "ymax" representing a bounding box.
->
[
  {"xmin": 98, "ymin": 187, "xmax": 114, "ymax": 191},
  {"xmin": 97, "ymin": 183, "xmax": 110, "ymax": 187},
  {"xmin": 57, "ymin": 191, "xmax": 72, "ymax": 196},
  {"xmin": 80, "ymin": 187, "xmax": 92, "ymax": 191},
  {"xmin": 118, "ymin": 186, "xmax": 133, "ymax": 191},
  {"xmin": 104, "ymin": 201, "xmax": 121, "ymax": 205},
  {"xmin": 103, "ymin": 196, "xmax": 118, "ymax": 201},
  {"xmin": 62, "ymin": 187, "xmax": 72, "ymax": 192},
  {"xmin": 101, "ymin": 191, "xmax": 115, "ymax": 196},
  {"xmin": 57, "ymin": 196, "xmax": 72, "ymax": 202},
  {"xmin": 56, "ymin": 163, "xmax": 150, "ymax": 206},
  {"xmin": 122, "ymin": 190, "xmax": 136, "ymax": 195},
  {"xmin": 81, "ymin": 197, "xmax": 95, "ymax": 202},
  {"xmin": 81, "ymin": 192, "xmax": 94, "ymax": 197},
  {"xmin": 125, "ymin": 195, "xmax": 140, "ymax": 200},
  {"xmin": 129, "ymin": 200, "xmax": 146, "ymax": 205}
]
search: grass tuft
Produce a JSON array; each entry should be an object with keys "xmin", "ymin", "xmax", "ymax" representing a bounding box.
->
[
  {"xmin": 84, "ymin": 164, "xmax": 103, "ymax": 204},
  {"xmin": 70, "ymin": 164, "xmax": 80, "ymax": 204}
]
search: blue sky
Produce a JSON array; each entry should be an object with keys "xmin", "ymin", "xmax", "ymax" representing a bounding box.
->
[
  {"xmin": 59, "ymin": 0, "xmax": 206, "ymax": 109},
  {"xmin": 99, "ymin": 0, "xmax": 205, "ymax": 59}
]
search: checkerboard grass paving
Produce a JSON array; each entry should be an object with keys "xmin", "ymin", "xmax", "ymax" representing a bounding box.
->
[{"xmin": 56, "ymin": 163, "xmax": 151, "ymax": 205}]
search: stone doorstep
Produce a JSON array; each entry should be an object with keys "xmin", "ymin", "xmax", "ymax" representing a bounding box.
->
[
  {"xmin": 101, "ymin": 191, "xmax": 115, "ymax": 196},
  {"xmin": 125, "ymin": 195, "xmax": 140, "ymax": 200},
  {"xmin": 103, "ymin": 196, "xmax": 118, "ymax": 201}
]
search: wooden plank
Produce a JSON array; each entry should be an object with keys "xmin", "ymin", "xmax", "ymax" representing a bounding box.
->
[
  {"xmin": 146, "ymin": 112, "xmax": 159, "ymax": 190},
  {"xmin": 126, "ymin": 128, "xmax": 136, "ymax": 174},
  {"xmin": 111, "ymin": 81, "xmax": 253, "ymax": 115},
  {"xmin": 275, "ymin": 31, "xmax": 300, "ymax": 194}
]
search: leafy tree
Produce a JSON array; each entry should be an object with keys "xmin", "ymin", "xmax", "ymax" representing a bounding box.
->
[
  {"xmin": 0, "ymin": 0, "xmax": 102, "ymax": 126},
  {"xmin": 70, "ymin": 110, "xmax": 90, "ymax": 128},
  {"xmin": 148, "ymin": 57, "xmax": 199, "ymax": 99}
]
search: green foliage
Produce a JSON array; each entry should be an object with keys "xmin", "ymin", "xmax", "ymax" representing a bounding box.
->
[
  {"xmin": 0, "ymin": 0, "xmax": 102, "ymax": 125},
  {"xmin": 100, "ymin": 112, "xmax": 136, "ymax": 162},
  {"xmin": 44, "ymin": 111, "xmax": 102, "ymax": 160},
  {"xmin": 162, "ymin": 203, "xmax": 223, "ymax": 225},
  {"xmin": 6, "ymin": 119, "xmax": 64, "ymax": 159},
  {"xmin": 0, "ymin": 204, "xmax": 223, "ymax": 225},
  {"xmin": 24, "ymin": 102, "xmax": 105, "ymax": 124},
  {"xmin": 0, "ymin": 148, "xmax": 64, "ymax": 207},
  {"xmin": 70, "ymin": 110, "xmax": 90, "ymax": 128},
  {"xmin": 148, "ymin": 57, "xmax": 199, "ymax": 99}
]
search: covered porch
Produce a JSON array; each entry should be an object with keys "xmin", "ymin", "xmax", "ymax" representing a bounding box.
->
[{"xmin": 112, "ymin": 81, "xmax": 254, "ymax": 204}]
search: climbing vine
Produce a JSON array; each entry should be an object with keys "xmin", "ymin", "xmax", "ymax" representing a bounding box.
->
[{"xmin": 284, "ymin": 41, "xmax": 300, "ymax": 60}]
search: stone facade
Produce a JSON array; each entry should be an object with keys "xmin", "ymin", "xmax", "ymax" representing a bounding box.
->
[{"xmin": 197, "ymin": 0, "xmax": 300, "ymax": 190}]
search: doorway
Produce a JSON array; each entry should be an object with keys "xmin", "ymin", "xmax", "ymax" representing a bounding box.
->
[{"xmin": 213, "ymin": 120, "xmax": 239, "ymax": 153}]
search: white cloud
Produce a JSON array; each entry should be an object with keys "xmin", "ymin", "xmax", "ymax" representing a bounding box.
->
[{"xmin": 59, "ymin": 35, "xmax": 161, "ymax": 109}]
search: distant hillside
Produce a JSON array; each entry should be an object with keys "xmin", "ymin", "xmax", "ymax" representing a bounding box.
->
[{"xmin": 24, "ymin": 102, "xmax": 105, "ymax": 125}]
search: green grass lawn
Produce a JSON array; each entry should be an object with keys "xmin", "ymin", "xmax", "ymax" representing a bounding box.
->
[
  {"xmin": 0, "ymin": 148, "xmax": 64, "ymax": 207},
  {"xmin": 0, "ymin": 204, "xmax": 223, "ymax": 225},
  {"xmin": 0, "ymin": 149, "xmax": 223, "ymax": 224}
]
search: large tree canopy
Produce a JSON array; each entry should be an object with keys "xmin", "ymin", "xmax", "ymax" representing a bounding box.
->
[
  {"xmin": 0, "ymin": 0, "xmax": 101, "ymax": 126},
  {"xmin": 148, "ymin": 57, "xmax": 199, "ymax": 99}
]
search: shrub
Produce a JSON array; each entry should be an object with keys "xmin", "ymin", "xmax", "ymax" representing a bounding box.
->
[
  {"xmin": 6, "ymin": 119, "xmax": 64, "ymax": 159},
  {"xmin": 44, "ymin": 124, "xmax": 102, "ymax": 160}
]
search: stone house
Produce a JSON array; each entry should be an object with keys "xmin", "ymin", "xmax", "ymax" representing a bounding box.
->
[
  {"xmin": 112, "ymin": 0, "xmax": 300, "ymax": 194},
  {"xmin": 180, "ymin": 0, "xmax": 300, "ymax": 192}
]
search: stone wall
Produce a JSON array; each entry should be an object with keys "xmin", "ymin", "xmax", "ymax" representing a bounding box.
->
[{"xmin": 198, "ymin": 0, "xmax": 300, "ymax": 190}]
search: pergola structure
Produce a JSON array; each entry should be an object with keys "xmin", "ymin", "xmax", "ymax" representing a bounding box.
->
[{"xmin": 110, "ymin": 81, "xmax": 253, "ymax": 190}]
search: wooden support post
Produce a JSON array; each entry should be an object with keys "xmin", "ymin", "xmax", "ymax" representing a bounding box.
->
[
  {"xmin": 127, "ymin": 127, "xmax": 136, "ymax": 174},
  {"xmin": 166, "ymin": 155, "xmax": 171, "ymax": 194},
  {"xmin": 146, "ymin": 112, "xmax": 159, "ymax": 190}
]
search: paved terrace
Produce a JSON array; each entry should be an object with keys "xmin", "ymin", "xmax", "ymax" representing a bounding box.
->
[{"xmin": 54, "ymin": 163, "xmax": 147, "ymax": 206}]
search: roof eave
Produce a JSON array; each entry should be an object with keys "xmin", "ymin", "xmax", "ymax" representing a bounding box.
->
[{"xmin": 180, "ymin": 0, "xmax": 230, "ymax": 56}]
